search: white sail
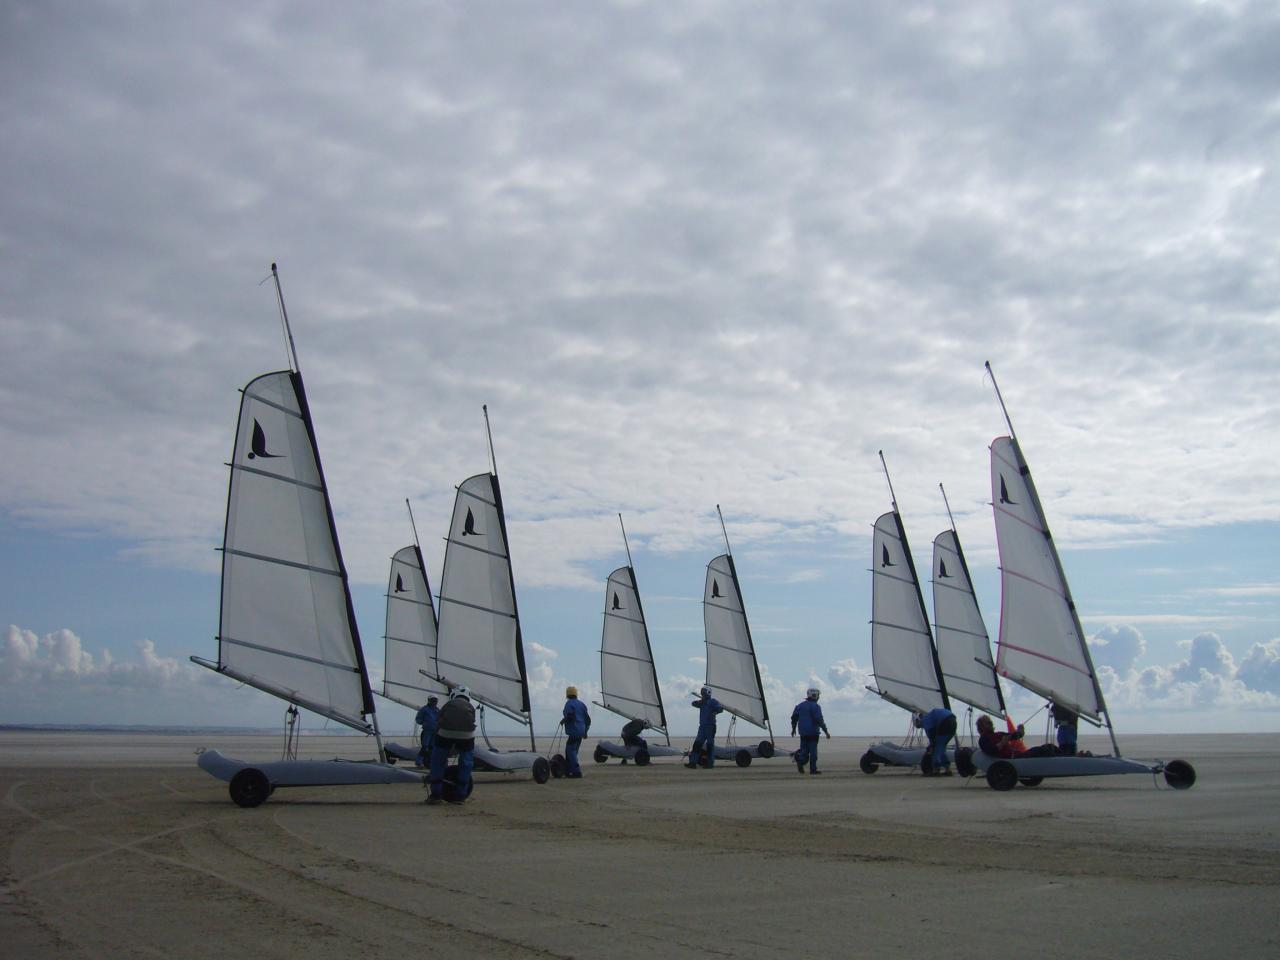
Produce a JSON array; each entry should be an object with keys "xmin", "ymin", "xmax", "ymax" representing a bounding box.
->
[
  {"xmin": 600, "ymin": 565, "xmax": 667, "ymax": 732},
  {"xmin": 869, "ymin": 511, "xmax": 948, "ymax": 715},
  {"xmin": 210, "ymin": 370, "xmax": 373, "ymax": 732},
  {"xmin": 932, "ymin": 529, "xmax": 1004, "ymax": 715},
  {"xmin": 433, "ymin": 472, "xmax": 531, "ymax": 718},
  {"xmin": 990, "ymin": 436, "xmax": 1104, "ymax": 721},
  {"xmin": 703, "ymin": 553, "xmax": 770, "ymax": 729},
  {"xmin": 382, "ymin": 545, "xmax": 449, "ymax": 709}
]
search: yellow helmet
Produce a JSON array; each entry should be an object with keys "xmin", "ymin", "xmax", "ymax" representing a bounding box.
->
[{"xmin": 565, "ymin": 685, "xmax": 578, "ymax": 698}]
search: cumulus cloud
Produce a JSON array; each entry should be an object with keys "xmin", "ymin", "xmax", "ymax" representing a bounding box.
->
[
  {"xmin": 1236, "ymin": 639, "xmax": 1280, "ymax": 695},
  {"xmin": 1088, "ymin": 624, "xmax": 1146, "ymax": 673}
]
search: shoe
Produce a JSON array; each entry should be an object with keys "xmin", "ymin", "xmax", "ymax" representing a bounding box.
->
[
  {"xmin": 685, "ymin": 762, "xmax": 697, "ymax": 769},
  {"xmin": 796, "ymin": 756, "xmax": 805, "ymax": 774},
  {"xmin": 446, "ymin": 797, "xmax": 466, "ymax": 805},
  {"xmin": 425, "ymin": 795, "xmax": 443, "ymax": 806},
  {"xmin": 937, "ymin": 767, "xmax": 953, "ymax": 777},
  {"xmin": 568, "ymin": 772, "xmax": 583, "ymax": 779},
  {"xmin": 810, "ymin": 770, "xmax": 823, "ymax": 775}
]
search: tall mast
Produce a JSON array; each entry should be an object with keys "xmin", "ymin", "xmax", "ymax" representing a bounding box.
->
[{"xmin": 271, "ymin": 262, "xmax": 301, "ymax": 374}]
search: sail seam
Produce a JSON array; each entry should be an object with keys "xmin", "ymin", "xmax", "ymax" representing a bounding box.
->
[
  {"xmin": 223, "ymin": 548, "xmax": 342, "ymax": 578},
  {"xmin": 440, "ymin": 596, "xmax": 517, "ymax": 619},
  {"xmin": 705, "ymin": 638, "xmax": 752, "ymax": 655},
  {"xmin": 1003, "ymin": 566, "xmax": 1068, "ymax": 599},
  {"xmin": 388, "ymin": 594, "xmax": 435, "ymax": 608},
  {"xmin": 384, "ymin": 634, "xmax": 436, "ymax": 649},
  {"xmin": 232, "ymin": 462, "xmax": 325, "ymax": 492},
  {"xmin": 444, "ymin": 537, "xmax": 509, "ymax": 562},
  {"xmin": 219, "ymin": 635, "xmax": 360, "ymax": 673},
  {"xmin": 604, "ymin": 611, "xmax": 646, "ymax": 626},
  {"xmin": 435, "ymin": 657, "xmax": 521, "ymax": 685},
  {"xmin": 703, "ymin": 599, "xmax": 743, "ymax": 614},
  {"xmin": 243, "ymin": 391, "xmax": 304, "ymax": 419},
  {"xmin": 601, "ymin": 649, "xmax": 654, "ymax": 665},
  {"xmin": 998, "ymin": 640, "xmax": 1090, "ymax": 676},
  {"xmin": 870, "ymin": 619, "xmax": 931, "ymax": 637}
]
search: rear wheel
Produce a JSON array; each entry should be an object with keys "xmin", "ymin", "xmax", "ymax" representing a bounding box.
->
[
  {"xmin": 757, "ymin": 740, "xmax": 775, "ymax": 759},
  {"xmin": 920, "ymin": 752, "xmax": 935, "ymax": 776},
  {"xmin": 532, "ymin": 757, "xmax": 550, "ymax": 784},
  {"xmin": 634, "ymin": 747, "xmax": 650, "ymax": 766},
  {"xmin": 954, "ymin": 747, "xmax": 976, "ymax": 778},
  {"xmin": 735, "ymin": 749, "xmax": 752, "ymax": 767},
  {"xmin": 1164, "ymin": 759, "xmax": 1196, "ymax": 790},
  {"xmin": 986, "ymin": 760, "xmax": 1018, "ymax": 792},
  {"xmin": 859, "ymin": 751, "xmax": 880, "ymax": 775},
  {"xmin": 442, "ymin": 764, "xmax": 474, "ymax": 802},
  {"xmin": 593, "ymin": 745, "xmax": 608, "ymax": 764},
  {"xmin": 229, "ymin": 768, "xmax": 271, "ymax": 808},
  {"xmin": 549, "ymin": 754, "xmax": 566, "ymax": 779}
]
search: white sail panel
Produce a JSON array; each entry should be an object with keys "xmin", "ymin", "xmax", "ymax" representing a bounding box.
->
[
  {"xmin": 990, "ymin": 436, "xmax": 1102, "ymax": 721},
  {"xmin": 382, "ymin": 545, "xmax": 448, "ymax": 709},
  {"xmin": 217, "ymin": 370, "xmax": 371, "ymax": 731},
  {"xmin": 600, "ymin": 566, "xmax": 666, "ymax": 731},
  {"xmin": 870, "ymin": 511, "xmax": 947, "ymax": 715},
  {"xmin": 434, "ymin": 473, "xmax": 530, "ymax": 716},
  {"xmin": 932, "ymin": 529, "xmax": 1004, "ymax": 715},
  {"xmin": 703, "ymin": 554, "xmax": 768, "ymax": 729}
]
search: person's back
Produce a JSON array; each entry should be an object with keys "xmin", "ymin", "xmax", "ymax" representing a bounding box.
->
[
  {"xmin": 791, "ymin": 699, "xmax": 824, "ymax": 736},
  {"xmin": 438, "ymin": 697, "xmax": 476, "ymax": 739}
]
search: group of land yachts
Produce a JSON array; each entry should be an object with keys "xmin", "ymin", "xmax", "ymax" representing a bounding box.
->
[{"xmin": 191, "ymin": 266, "xmax": 1196, "ymax": 807}]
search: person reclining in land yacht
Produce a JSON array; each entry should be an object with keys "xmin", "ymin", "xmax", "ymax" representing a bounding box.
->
[{"xmin": 976, "ymin": 714, "xmax": 1061, "ymax": 759}]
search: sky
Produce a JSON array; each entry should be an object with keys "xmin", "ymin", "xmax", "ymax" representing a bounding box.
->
[{"xmin": 2, "ymin": 1, "xmax": 1279, "ymax": 741}]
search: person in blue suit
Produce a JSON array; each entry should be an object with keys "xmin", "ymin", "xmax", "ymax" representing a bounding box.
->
[
  {"xmin": 686, "ymin": 687, "xmax": 723, "ymax": 768},
  {"xmin": 414, "ymin": 695, "xmax": 439, "ymax": 767},
  {"xmin": 1052, "ymin": 702, "xmax": 1079, "ymax": 756},
  {"xmin": 918, "ymin": 706, "xmax": 957, "ymax": 775},
  {"xmin": 790, "ymin": 688, "xmax": 831, "ymax": 774},
  {"xmin": 562, "ymin": 686, "xmax": 591, "ymax": 778},
  {"xmin": 427, "ymin": 687, "xmax": 475, "ymax": 805}
]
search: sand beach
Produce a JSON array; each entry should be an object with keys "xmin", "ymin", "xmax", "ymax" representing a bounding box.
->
[{"xmin": 2, "ymin": 730, "xmax": 1277, "ymax": 959}]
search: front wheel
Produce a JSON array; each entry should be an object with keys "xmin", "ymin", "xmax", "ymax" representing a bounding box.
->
[
  {"xmin": 859, "ymin": 750, "xmax": 880, "ymax": 775},
  {"xmin": 532, "ymin": 757, "xmax": 551, "ymax": 784},
  {"xmin": 757, "ymin": 740, "xmax": 775, "ymax": 759},
  {"xmin": 549, "ymin": 754, "xmax": 567, "ymax": 779},
  {"xmin": 1164, "ymin": 759, "xmax": 1196, "ymax": 790},
  {"xmin": 229, "ymin": 768, "xmax": 271, "ymax": 808},
  {"xmin": 634, "ymin": 747, "xmax": 650, "ymax": 766},
  {"xmin": 735, "ymin": 749, "xmax": 752, "ymax": 767},
  {"xmin": 593, "ymin": 745, "xmax": 608, "ymax": 764},
  {"xmin": 954, "ymin": 747, "xmax": 976, "ymax": 778}
]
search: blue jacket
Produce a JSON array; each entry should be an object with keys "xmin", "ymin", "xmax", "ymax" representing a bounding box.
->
[
  {"xmin": 920, "ymin": 707, "xmax": 954, "ymax": 736},
  {"xmin": 415, "ymin": 704, "xmax": 439, "ymax": 734},
  {"xmin": 790, "ymin": 700, "xmax": 827, "ymax": 737},
  {"xmin": 563, "ymin": 697, "xmax": 591, "ymax": 738},
  {"xmin": 692, "ymin": 695, "xmax": 723, "ymax": 729}
]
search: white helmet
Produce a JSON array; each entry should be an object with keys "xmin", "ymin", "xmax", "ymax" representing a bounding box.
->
[
  {"xmin": 451, "ymin": 686, "xmax": 470, "ymax": 700},
  {"xmin": 807, "ymin": 688, "xmax": 820, "ymax": 701}
]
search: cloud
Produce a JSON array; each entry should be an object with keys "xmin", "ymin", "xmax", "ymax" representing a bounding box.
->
[
  {"xmin": 528, "ymin": 641, "xmax": 558, "ymax": 660},
  {"xmin": 1236, "ymin": 638, "xmax": 1280, "ymax": 695},
  {"xmin": 1087, "ymin": 624, "xmax": 1145, "ymax": 673}
]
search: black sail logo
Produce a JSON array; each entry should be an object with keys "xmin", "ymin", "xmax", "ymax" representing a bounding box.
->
[
  {"xmin": 938, "ymin": 559, "xmax": 951, "ymax": 578},
  {"xmin": 612, "ymin": 592, "xmax": 622, "ymax": 610},
  {"xmin": 247, "ymin": 419, "xmax": 282, "ymax": 460},
  {"xmin": 881, "ymin": 544, "xmax": 895, "ymax": 567},
  {"xmin": 711, "ymin": 579, "xmax": 723, "ymax": 599},
  {"xmin": 395, "ymin": 573, "xmax": 406, "ymax": 593},
  {"xmin": 462, "ymin": 507, "xmax": 481, "ymax": 537},
  {"xmin": 999, "ymin": 476, "xmax": 1015, "ymax": 505}
]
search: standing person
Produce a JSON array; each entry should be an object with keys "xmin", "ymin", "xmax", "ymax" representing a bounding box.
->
[
  {"xmin": 918, "ymin": 706, "xmax": 958, "ymax": 775},
  {"xmin": 427, "ymin": 687, "xmax": 476, "ymax": 806},
  {"xmin": 790, "ymin": 688, "xmax": 831, "ymax": 774},
  {"xmin": 686, "ymin": 687, "xmax": 723, "ymax": 768},
  {"xmin": 414, "ymin": 695, "xmax": 439, "ymax": 767},
  {"xmin": 562, "ymin": 686, "xmax": 591, "ymax": 778}
]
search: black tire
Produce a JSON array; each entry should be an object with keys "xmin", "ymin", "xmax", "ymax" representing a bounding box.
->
[
  {"xmin": 986, "ymin": 760, "xmax": 1018, "ymax": 792},
  {"xmin": 593, "ymin": 745, "xmax": 608, "ymax": 764},
  {"xmin": 1019, "ymin": 776, "xmax": 1044, "ymax": 788},
  {"xmin": 385, "ymin": 755, "xmax": 397, "ymax": 765},
  {"xmin": 954, "ymin": 747, "xmax": 976, "ymax": 778},
  {"xmin": 532, "ymin": 756, "xmax": 551, "ymax": 784},
  {"xmin": 229, "ymin": 768, "xmax": 271, "ymax": 808},
  {"xmin": 698, "ymin": 749, "xmax": 712, "ymax": 768},
  {"xmin": 549, "ymin": 754, "xmax": 567, "ymax": 779},
  {"xmin": 859, "ymin": 750, "xmax": 880, "ymax": 775},
  {"xmin": 757, "ymin": 740, "xmax": 775, "ymax": 759},
  {"xmin": 634, "ymin": 747, "xmax": 650, "ymax": 766},
  {"xmin": 735, "ymin": 749, "xmax": 752, "ymax": 767},
  {"xmin": 920, "ymin": 752, "xmax": 935, "ymax": 776},
  {"xmin": 441, "ymin": 764, "xmax": 474, "ymax": 802},
  {"xmin": 1164, "ymin": 759, "xmax": 1196, "ymax": 790}
]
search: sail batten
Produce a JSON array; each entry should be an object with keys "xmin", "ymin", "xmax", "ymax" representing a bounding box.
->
[
  {"xmin": 869, "ymin": 511, "xmax": 949, "ymax": 715},
  {"xmin": 702, "ymin": 553, "xmax": 770, "ymax": 730},
  {"xmin": 932, "ymin": 528, "xmax": 1005, "ymax": 715},
  {"xmin": 990, "ymin": 435, "xmax": 1105, "ymax": 723},
  {"xmin": 434, "ymin": 472, "xmax": 532, "ymax": 718},
  {"xmin": 212, "ymin": 370, "xmax": 374, "ymax": 732},
  {"xmin": 599, "ymin": 565, "xmax": 667, "ymax": 732}
]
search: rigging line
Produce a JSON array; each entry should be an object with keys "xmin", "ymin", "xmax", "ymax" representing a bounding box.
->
[
  {"xmin": 716, "ymin": 504, "xmax": 733, "ymax": 556},
  {"xmin": 878, "ymin": 450, "xmax": 898, "ymax": 511},
  {"xmin": 406, "ymin": 498, "xmax": 422, "ymax": 552},
  {"xmin": 984, "ymin": 360, "xmax": 1016, "ymax": 439},
  {"xmin": 482, "ymin": 404, "xmax": 498, "ymax": 477},
  {"xmin": 269, "ymin": 262, "xmax": 301, "ymax": 373},
  {"xmin": 619, "ymin": 513, "xmax": 634, "ymax": 570},
  {"xmin": 939, "ymin": 481, "xmax": 958, "ymax": 532}
]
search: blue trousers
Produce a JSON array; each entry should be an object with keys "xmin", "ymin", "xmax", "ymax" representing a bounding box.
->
[
  {"xmin": 566, "ymin": 736, "xmax": 583, "ymax": 775},
  {"xmin": 929, "ymin": 733, "xmax": 953, "ymax": 769},
  {"xmin": 429, "ymin": 737, "xmax": 474, "ymax": 799},
  {"xmin": 796, "ymin": 734, "xmax": 820, "ymax": 772},
  {"xmin": 691, "ymin": 725, "xmax": 716, "ymax": 766},
  {"xmin": 416, "ymin": 730, "xmax": 435, "ymax": 767}
]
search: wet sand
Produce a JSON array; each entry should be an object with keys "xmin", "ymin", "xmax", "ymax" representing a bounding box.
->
[{"xmin": 2, "ymin": 731, "xmax": 1277, "ymax": 958}]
